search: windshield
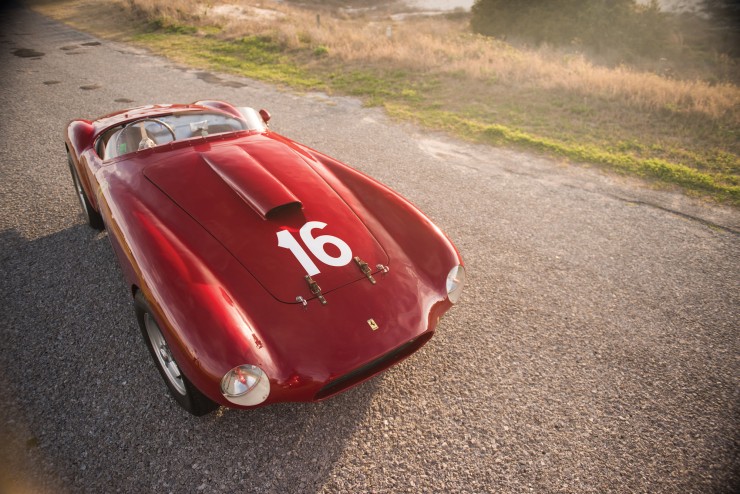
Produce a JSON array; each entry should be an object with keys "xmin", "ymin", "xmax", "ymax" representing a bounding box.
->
[{"xmin": 99, "ymin": 107, "xmax": 267, "ymax": 160}]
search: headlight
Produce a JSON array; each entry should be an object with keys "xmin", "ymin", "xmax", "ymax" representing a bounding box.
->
[
  {"xmin": 446, "ymin": 265, "xmax": 466, "ymax": 304},
  {"xmin": 220, "ymin": 364, "xmax": 270, "ymax": 406}
]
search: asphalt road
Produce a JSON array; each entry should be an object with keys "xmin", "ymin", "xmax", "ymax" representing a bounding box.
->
[{"xmin": 1, "ymin": 5, "xmax": 738, "ymax": 494}]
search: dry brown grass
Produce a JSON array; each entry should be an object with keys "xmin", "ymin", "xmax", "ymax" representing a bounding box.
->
[
  {"xmin": 27, "ymin": 0, "xmax": 739, "ymax": 200},
  {"xmin": 124, "ymin": 0, "xmax": 739, "ymax": 123}
]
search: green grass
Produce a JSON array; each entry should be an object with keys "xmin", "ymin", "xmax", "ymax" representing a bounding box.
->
[
  {"xmin": 134, "ymin": 32, "xmax": 323, "ymax": 89},
  {"xmin": 131, "ymin": 26, "xmax": 738, "ymax": 206},
  {"xmin": 385, "ymin": 103, "xmax": 739, "ymax": 202}
]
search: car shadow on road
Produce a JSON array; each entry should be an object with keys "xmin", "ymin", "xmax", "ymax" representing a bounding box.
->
[{"xmin": 0, "ymin": 224, "xmax": 379, "ymax": 493}]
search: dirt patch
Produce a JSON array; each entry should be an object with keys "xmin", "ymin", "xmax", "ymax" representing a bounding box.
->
[{"xmin": 195, "ymin": 71, "xmax": 247, "ymax": 88}]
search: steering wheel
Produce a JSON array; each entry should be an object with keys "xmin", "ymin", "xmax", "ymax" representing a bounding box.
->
[
  {"xmin": 114, "ymin": 118, "xmax": 177, "ymax": 155},
  {"xmin": 133, "ymin": 118, "xmax": 176, "ymax": 137}
]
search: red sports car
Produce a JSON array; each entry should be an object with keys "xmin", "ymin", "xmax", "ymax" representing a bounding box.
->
[{"xmin": 65, "ymin": 100, "xmax": 465, "ymax": 415}]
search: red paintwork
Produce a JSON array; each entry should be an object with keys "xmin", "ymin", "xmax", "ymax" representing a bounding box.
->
[{"xmin": 66, "ymin": 101, "xmax": 463, "ymax": 408}]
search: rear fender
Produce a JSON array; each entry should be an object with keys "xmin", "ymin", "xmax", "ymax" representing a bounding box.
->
[
  {"xmin": 192, "ymin": 100, "xmax": 242, "ymax": 119},
  {"xmin": 66, "ymin": 119, "xmax": 94, "ymax": 156},
  {"xmin": 65, "ymin": 120, "xmax": 100, "ymax": 211}
]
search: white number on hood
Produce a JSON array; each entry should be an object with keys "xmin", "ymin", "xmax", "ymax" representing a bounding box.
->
[{"xmin": 277, "ymin": 221, "xmax": 352, "ymax": 276}]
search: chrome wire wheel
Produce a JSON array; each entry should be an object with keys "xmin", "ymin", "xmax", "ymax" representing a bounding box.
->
[
  {"xmin": 144, "ymin": 312, "xmax": 186, "ymax": 396},
  {"xmin": 134, "ymin": 291, "xmax": 218, "ymax": 415}
]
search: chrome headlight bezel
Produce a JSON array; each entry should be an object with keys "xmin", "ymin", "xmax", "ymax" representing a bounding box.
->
[
  {"xmin": 446, "ymin": 264, "xmax": 466, "ymax": 304},
  {"xmin": 220, "ymin": 364, "xmax": 270, "ymax": 406}
]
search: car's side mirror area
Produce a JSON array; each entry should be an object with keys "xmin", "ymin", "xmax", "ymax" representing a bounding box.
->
[{"xmin": 259, "ymin": 109, "xmax": 271, "ymax": 124}]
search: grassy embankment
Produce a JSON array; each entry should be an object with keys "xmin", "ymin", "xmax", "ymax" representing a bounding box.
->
[{"xmin": 32, "ymin": 0, "xmax": 740, "ymax": 204}]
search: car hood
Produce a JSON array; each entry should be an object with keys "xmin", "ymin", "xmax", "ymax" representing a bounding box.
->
[{"xmin": 143, "ymin": 134, "xmax": 389, "ymax": 304}]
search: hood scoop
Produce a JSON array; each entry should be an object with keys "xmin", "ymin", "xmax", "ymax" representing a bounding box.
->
[
  {"xmin": 202, "ymin": 147, "xmax": 301, "ymax": 219},
  {"xmin": 143, "ymin": 136, "xmax": 389, "ymax": 304}
]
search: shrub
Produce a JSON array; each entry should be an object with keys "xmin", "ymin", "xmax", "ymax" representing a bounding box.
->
[{"xmin": 470, "ymin": 0, "xmax": 670, "ymax": 59}]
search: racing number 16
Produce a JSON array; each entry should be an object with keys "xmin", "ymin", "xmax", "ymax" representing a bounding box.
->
[{"xmin": 277, "ymin": 221, "xmax": 352, "ymax": 276}]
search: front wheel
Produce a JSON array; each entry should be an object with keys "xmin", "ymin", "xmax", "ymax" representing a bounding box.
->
[
  {"xmin": 67, "ymin": 152, "xmax": 104, "ymax": 230},
  {"xmin": 134, "ymin": 291, "xmax": 218, "ymax": 416}
]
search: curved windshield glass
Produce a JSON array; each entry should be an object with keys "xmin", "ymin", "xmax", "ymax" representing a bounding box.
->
[{"xmin": 99, "ymin": 108, "xmax": 266, "ymax": 160}]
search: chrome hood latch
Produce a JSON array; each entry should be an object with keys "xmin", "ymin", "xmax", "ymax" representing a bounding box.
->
[
  {"xmin": 304, "ymin": 275, "xmax": 327, "ymax": 305},
  {"xmin": 354, "ymin": 256, "xmax": 376, "ymax": 284}
]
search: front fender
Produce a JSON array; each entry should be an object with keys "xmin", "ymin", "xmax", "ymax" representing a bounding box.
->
[
  {"xmin": 304, "ymin": 147, "xmax": 463, "ymax": 285},
  {"xmin": 97, "ymin": 165, "xmax": 274, "ymax": 406}
]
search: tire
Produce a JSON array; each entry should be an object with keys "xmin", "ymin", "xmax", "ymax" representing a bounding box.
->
[
  {"xmin": 134, "ymin": 291, "xmax": 219, "ymax": 416},
  {"xmin": 67, "ymin": 152, "xmax": 104, "ymax": 230}
]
